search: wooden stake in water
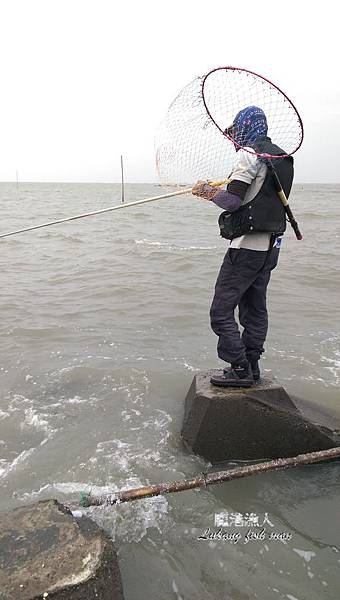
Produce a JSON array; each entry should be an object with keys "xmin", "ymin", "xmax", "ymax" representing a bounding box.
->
[
  {"xmin": 120, "ymin": 155, "xmax": 125, "ymax": 203},
  {"xmin": 79, "ymin": 446, "xmax": 340, "ymax": 507}
]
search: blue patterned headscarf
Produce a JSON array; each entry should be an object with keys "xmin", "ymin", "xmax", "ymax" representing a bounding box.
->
[{"xmin": 227, "ymin": 106, "xmax": 268, "ymax": 150}]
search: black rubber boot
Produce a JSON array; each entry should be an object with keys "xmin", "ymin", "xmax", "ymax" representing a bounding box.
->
[
  {"xmin": 223, "ymin": 360, "xmax": 260, "ymax": 381},
  {"xmin": 250, "ymin": 360, "xmax": 260, "ymax": 381},
  {"xmin": 211, "ymin": 360, "xmax": 254, "ymax": 388}
]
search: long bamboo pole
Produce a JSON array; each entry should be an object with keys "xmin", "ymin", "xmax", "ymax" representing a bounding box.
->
[
  {"xmin": 0, "ymin": 179, "xmax": 229, "ymax": 239},
  {"xmin": 79, "ymin": 446, "xmax": 340, "ymax": 507}
]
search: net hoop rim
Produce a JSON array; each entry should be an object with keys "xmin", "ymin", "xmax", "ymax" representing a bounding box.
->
[{"xmin": 201, "ymin": 66, "xmax": 304, "ymax": 159}]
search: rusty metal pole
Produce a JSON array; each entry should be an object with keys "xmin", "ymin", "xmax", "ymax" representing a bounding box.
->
[{"xmin": 79, "ymin": 446, "xmax": 340, "ymax": 507}]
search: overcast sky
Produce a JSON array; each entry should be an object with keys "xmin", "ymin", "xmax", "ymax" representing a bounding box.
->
[{"xmin": 0, "ymin": 0, "xmax": 338, "ymax": 183}]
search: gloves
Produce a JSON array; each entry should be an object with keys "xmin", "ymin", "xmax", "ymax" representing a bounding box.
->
[{"xmin": 192, "ymin": 180, "xmax": 219, "ymax": 201}]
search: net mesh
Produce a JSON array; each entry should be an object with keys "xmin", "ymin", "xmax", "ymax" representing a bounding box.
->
[{"xmin": 155, "ymin": 67, "xmax": 303, "ymax": 186}]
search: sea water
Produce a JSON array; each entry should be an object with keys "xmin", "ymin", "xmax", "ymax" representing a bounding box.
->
[{"xmin": 0, "ymin": 183, "xmax": 339, "ymax": 599}]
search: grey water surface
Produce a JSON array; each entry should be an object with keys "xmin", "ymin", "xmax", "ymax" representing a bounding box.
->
[{"xmin": 0, "ymin": 183, "xmax": 339, "ymax": 599}]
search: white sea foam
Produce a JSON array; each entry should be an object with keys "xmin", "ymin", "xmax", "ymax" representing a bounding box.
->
[
  {"xmin": 88, "ymin": 491, "xmax": 170, "ymax": 543},
  {"xmin": 293, "ymin": 548, "xmax": 316, "ymax": 563},
  {"xmin": 0, "ymin": 409, "xmax": 9, "ymax": 421},
  {"xmin": 21, "ymin": 407, "xmax": 52, "ymax": 433},
  {"xmin": 0, "ymin": 447, "xmax": 36, "ymax": 479},
  {"xmin": 66, "ymin": 395, "xmax": 88, "ymax": 404},
  {"xmin": 182, "ymin": 360, "xmax": 199, "ymax": 372},
  {"xmin": 135, "ymin": 238, "xmax": 217, "ymax": 252},
  {"xmin": 21, "ymin": 481, "xmax": 117, "ymax": 500},
  {"xmin": 171, "ymin": 580, "xmax": 184, "ymax": 600},
  {"xmin": 321, "ymin": 355, "xmax": 340, "ymax": 385}
]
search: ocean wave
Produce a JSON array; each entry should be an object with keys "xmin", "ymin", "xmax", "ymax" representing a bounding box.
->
[{"xmin": 270, "ymin": 334, "xmax": 340, "ymax": 388}]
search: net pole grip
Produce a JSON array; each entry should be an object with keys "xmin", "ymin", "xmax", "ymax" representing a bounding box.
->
[{"xmin": 209, "ymin": 178, "xmax": 231, "ymax": 187}]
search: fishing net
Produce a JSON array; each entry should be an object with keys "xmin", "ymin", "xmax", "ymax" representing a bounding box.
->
[{"xmin": 155, "ymin": 67, "xmax": 304, "ymax": 186}]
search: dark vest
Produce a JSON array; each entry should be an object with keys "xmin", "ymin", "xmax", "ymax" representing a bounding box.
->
[{"xmin": 218, "ymin": 137, "xmax": 294, "ymax": 240}]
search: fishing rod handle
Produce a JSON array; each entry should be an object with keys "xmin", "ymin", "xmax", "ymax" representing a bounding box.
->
[
  {"xmin": 284, "ymin": 205, "xmax": 303, "ymax": 240},
  {"xmin": 270, "ymin": 165, "xmax": 303, "ymax": 241}
]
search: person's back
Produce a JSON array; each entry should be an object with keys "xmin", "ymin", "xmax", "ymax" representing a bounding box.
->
[{"xmin": 192, "ymin": 106, "xmax": 294, "ymax": 387}]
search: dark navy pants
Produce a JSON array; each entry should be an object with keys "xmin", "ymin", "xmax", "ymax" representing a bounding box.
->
[{"xmin": 210, "ymin": 247, "xmax": 280, "ymax": 365}]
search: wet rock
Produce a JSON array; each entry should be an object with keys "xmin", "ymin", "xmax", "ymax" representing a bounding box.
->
[
  {"xmin": 0, "ymin": 499, "xmax": 124, "ymax": 600},
  {"xmin": 181, "ymin": 371, "xmax": 340, "ymax": 463}
]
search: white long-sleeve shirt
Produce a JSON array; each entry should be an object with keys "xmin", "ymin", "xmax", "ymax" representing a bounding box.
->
[{"xmin": 226, "ymin": 149, "xmax": 279, "ymax": 251}]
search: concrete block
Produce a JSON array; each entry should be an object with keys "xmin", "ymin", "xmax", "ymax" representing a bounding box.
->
[
  {"xmin": 0, "ymin": 499, "xmax": 124, "ymax": 600},
  {"xmin": 181, "ymin": 370, "xmax": 340, "ymax": 463}
]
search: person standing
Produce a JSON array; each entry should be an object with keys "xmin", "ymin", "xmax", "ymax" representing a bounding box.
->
[{"xmin": 192, "ymin": 106, "xmax": 294, "ymax": 387}]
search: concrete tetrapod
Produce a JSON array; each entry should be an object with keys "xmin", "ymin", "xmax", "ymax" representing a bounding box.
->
[{"xmin": 181, "ymin": 371, "xmax": 340, "ymax": 463}]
